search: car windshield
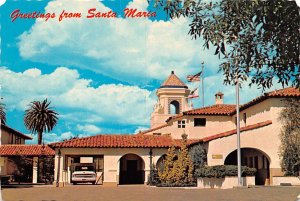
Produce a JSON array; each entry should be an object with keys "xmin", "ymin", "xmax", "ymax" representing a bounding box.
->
[{"xmin": 75, "ymin": 166, "xmax": 94, "ymax": 171}]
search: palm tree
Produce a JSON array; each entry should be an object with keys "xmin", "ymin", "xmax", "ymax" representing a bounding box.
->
[
  {"xmin": 24, "ymin": 99, "xmax": 58, "ymax": 144},
  {"xmin": 0, "ymin": 102, "xmax": 6, "ymax": 125}
]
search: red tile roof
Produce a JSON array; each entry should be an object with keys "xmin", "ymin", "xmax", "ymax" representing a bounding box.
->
[
  {"xmin": 183, "ymin": 104, "xmax": 236, "ymax": 116},
  {"xmin": 240, "ymin": 87, "xmax": 300, "ymax": 112},
  {"xmin": 50, "ymin": 135, "xmax": 182, "ymax": 148},
  {"xmin": 1, "ymin": 124, "xmax": 32, "ymax": 140},
  {"xmin": 160, "ymin": 71, "xmax": 188, "ymax": 88},
  {"xmin": 0, "ymin": 145, "xmax": 55, "ymax": 156},
  {"xmin": 50, "ymin": 121, "xmax": 272, "ymax": 149},
  {"xmin": 188, "ymin": 120, "xmax": 272, "ymax": 146},
  {"xmin": 267, "ymin": 87, "xmax": 300, "ymax": 97},
  {"xmin": 167, "ymin": 87, "xmax": 299, "ymax": 121}
]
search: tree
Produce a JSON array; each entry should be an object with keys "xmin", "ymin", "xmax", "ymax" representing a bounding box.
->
[
  {"xmin": 158, "ymin": 133, "xmax": 194, "ymax": 186},
  {"xmin": 0, "ymin": 102, "xmax": 6, "ymax": 124},
  {"xmin": 279, "ymin": 98, "xmax": 300, "ymax": 176},
  {"xmin": 158, "ymin": 146, "xmax": 177, "ymax": 184},
  {"xmin": 39, "ymin": 155, "xmax": 54, "ymax": 184},
  {"xmin": 9, "ymin": 156, "xmax": 33, "ymax": 183},
  {"xmin": 154, "ymin": 0, "xmax": 299, "ymax": 89},
  {"xmin": 24, "ymin": 99, "xmax": 58, "ymax": 145},
  {"xmin": 189, "ymin": 143, "xmax": 207, "ymax": 169},
  {"xmin": 172, "ymin": 133, "xmax": 194, "ymax": 185}
]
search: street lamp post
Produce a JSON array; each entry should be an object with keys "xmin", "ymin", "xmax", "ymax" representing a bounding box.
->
[
  {"xmin": 149, "ymin": 149, "xmax": 153, "ymax": 184},
  {"xmin": 56, "ymin": 149, "xmax": 61, "ymax": 187}
]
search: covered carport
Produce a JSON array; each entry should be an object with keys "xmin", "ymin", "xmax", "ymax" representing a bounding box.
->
[{"xmin": 49, "ymin": 135, "xmax": 177, "ymax": 187}]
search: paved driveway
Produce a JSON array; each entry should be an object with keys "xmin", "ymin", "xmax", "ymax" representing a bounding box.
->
[{"xmin": 2, "ymin": 185, "xmax": 300, "ymax": 201}]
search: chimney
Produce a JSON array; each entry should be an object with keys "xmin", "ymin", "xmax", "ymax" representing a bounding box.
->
[{"xmin": 215, "ymin": 92, "xmax": 224, "ymax": 104}]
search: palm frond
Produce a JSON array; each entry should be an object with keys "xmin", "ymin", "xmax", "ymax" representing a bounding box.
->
[
  {"xmin": 24, "ymin": 99, "xmax": 59, "ymax": 144},
  {"xmin": 0, "ymin": 102, "xmax": 6, "ymax": 124}
]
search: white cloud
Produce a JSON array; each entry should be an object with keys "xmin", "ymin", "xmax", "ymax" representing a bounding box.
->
[
  {"xmin": 23, "ymin": 68, "xmax": 42, "ymax": 77},
  {"xmin": 0, "ymin": 66, "xmax": 82, "ymax": 109},
  {"xmin": 18, "ymin": 0, "xmax": 221, "ymax": 84},
  {"xmin": 0, "ymin": 67, "xmax": 155, "ymax": 126},
  {"xmin": 26, "ymin": 132, "xmax": 73, "ymax": 144},
  {"xmin": 76, "ymin": 124, "xmax": 101, "ymax": 134},
  {"xmin": 126, "ymin": 0, "xmax": 148, "ymax": 10},
  {"xmin": 27, "ymin": 129, "xmax": 112, "ymax": 144},
  {"xmin": 26, "ymin": 131, "xmax": 96, "ymax": 144},
  {"xmin": 60, "ymin": 131, "xmax": 74, "ymax": 140},
  {"xmin": 60, "ymin": 113, "xmax": 103, "ymax": 123}
]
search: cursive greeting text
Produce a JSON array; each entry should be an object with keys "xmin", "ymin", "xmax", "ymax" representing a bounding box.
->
[{"xmin": 10, "ymin": 8, "xmax": 157, "ymax": 22}]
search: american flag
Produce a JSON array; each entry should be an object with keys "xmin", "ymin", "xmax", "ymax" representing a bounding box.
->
[
  {"xmin": 188, "ymin": 87, "xmax": 199, "ymax": 99},
  {"xmin": 187, "ymin": 72, "xmax": 202, "ymax": 82}
]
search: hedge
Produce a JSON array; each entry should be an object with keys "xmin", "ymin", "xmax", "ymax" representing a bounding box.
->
[{"xmin": 195, "ymin": 165, "xmax": 257, "ymax": 178}]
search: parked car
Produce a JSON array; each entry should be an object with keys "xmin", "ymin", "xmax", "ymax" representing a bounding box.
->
[{"xmin": 71, "ymin": 163, "xmax": 96, "ymax": 185}]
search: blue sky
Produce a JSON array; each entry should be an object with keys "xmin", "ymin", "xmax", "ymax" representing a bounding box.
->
[{"xmin": 0, "ymin": 0, "xmax": 283, "ymax": 144}]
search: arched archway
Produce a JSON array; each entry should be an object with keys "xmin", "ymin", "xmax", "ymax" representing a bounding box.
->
[
  {"xmin": 224, "ymin": 148, "xmax": 270, "ymax": 185},
  {"xmin": 119, "ymin": 154, "xmax": 145, "ymax": 185},
  {"xmin": 169, "ymin": 100, "xmax": 180, "ymax": 114}
]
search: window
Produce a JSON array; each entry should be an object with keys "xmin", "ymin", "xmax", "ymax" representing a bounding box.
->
[
  {"xmin": 178, "ymin": 120, "xmax": 185, "ymax": 128},
  {"xmin": 194, "ymin": 118, "xmax": 206, "ymax": 127},
  {"xmin": 243, "ymin": 113, "xmax": 247, "ymax": 125}
]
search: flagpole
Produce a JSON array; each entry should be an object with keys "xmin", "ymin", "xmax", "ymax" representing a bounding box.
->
[
  {"xmin": 235, "ymin": 57, "xmax": 242, "ymax": 187},
  {"xmin": 201, "ymin": 61, "xmax": 204, "ymax": 107}
]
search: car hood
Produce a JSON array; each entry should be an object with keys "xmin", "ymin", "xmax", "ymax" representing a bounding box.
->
[{"xmin": 72, "ymin": 171, "xmax": 96, "ymax": 175}]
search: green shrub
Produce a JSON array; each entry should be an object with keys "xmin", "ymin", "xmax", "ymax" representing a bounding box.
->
[
  {"xmin": 189, "ymin": 144, "xmax": 207, "ymax": 169},
  {"xmin": 195, "ymin": 165, "xmax": 256, "ymax": 178},
  {"xmin": 147, "ymin": 164, "xmax": 161, "ymax": 186}
]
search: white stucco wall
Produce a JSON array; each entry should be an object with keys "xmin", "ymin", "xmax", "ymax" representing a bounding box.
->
[
  {"xmin": 207, "ymin": 123, "xmax": 280, "ymax": 168},
  {"xmin": 146, "ymin": 115, "xmax": 235, "ymax": 139},
  {"xmin": 54, "ymin": 147, "xmax": 168, "ymax": 185},
  {"xmin": 53, "ymin": 97, "xmax": 289, "ymax": 186}
]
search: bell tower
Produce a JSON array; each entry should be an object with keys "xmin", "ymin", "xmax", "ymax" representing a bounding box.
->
[{"xmin": 150, "ymin": 71, "xmax": 190, "ymax": 128}]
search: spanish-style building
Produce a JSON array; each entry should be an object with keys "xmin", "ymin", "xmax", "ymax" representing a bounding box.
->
[
  {"xmin": 49, "ymin": 71, "xmax": 299, "ymax": 187},
  {"xmin": 0, "ymin": 124, "xmax": 54, "ymax": 183}
]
